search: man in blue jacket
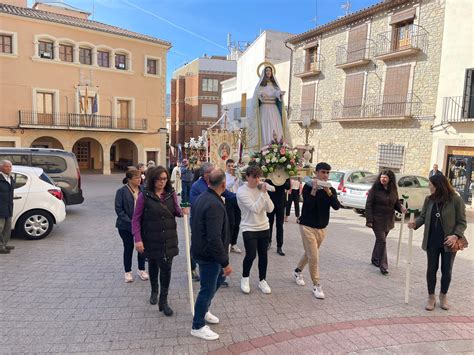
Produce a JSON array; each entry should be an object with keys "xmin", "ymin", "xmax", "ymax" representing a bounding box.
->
[{"xmin": 190, "ymin": 169, "xmax": 233, "ymax": 341}]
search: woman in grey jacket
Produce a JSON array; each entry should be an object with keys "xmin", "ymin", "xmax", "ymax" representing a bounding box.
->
[
  {"xmin": 408, "ymin": 174, "xmax": 467, "ymax": 311},
  {"xmin": 115, "ymin": 169, "xmax": 148, "ymax": 283}
]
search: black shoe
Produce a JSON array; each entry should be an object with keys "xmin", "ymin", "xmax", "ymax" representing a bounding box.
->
[
  {"xmin": 220, "ymin": 281, "xmax": 229, "ymax": 288},
  {"xmin": 0, "ymin": 248, "xmax": 10, "ymax": 254},
  {"xmin": 380, "ymin": 268, "xmax": 389, "ymax": 275},
  {"xmin": 159, "ymin": 302, "xmax": 174, "ymax": 316},
  {"xmin": 277, "ymin": 248, "xmax": 285, "ymax": 256},
  {"xmin": 149, "ymin": 292, "xmax": 158, "ymax": 305},
  {"xmin": 5, "ymin": 245, "xmax": 14, "ymax": 250},
  {"xmin": 371, "ymin": 261, "xmax": 380, "ymax": 267}
]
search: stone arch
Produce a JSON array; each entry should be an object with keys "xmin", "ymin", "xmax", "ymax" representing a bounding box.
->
[
  {"xmin": 30, "ymin": 136, "xmax": 64, "ymax": 149},
  {"xmin": 110, "ymin": 138, "xmax": 138, "ymax": 171},
  {"xmin": 72, "ymin": 137, "xmax": 104, "ymax": 172}
]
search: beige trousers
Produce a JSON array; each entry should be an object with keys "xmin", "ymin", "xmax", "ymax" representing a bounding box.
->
[{"xmin": 297, "ymin": 225, "xmax": 326, "ymax": 285}]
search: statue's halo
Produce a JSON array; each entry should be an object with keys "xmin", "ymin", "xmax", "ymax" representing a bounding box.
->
[{"xmin": 257, "ymin": 61, "xmax": 276, "ymax": 77}]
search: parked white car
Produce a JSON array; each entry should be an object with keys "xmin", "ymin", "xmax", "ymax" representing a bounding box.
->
[
  {"xmin": 12, "ymin": 166, "xmax": 66, "ymax": 240},
  {"xmin": 328, "ymin": 170, "xmax": 374, "ymax": 198},
  {"xmin": 339, "ymin": 174, "xmax": 431, "ymax": 214}
]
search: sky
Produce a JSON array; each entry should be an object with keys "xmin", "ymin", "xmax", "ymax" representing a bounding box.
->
[{"xmin": 29, "ymin": 0, "xmax": 378, "ymax": 92}]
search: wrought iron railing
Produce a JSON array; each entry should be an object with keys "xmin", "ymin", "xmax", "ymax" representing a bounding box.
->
[
  {"xmin": 293, "ymin": 57, "xmax": 322, "ymax": 76},
  {"xmin": 290, "ymin": 103, "xmax": 322, "ymax": 124},
  {"xmin": 336, "ymin": 39, "xmax": 371, "ymax": 66},
  {"xmin": 442, "ymin": 95, "xmax": 474, "ymax": 123},
  {"xmin": 332, "ymin": 93, "xmax": 422, "ymax": 119},
  {"xmin": 375, "ymin": 24, "xmax": 428, "ymax": 57},
  {"xmin": 19, "ymin": 111, "xmax": 148, "ymax": 130}
]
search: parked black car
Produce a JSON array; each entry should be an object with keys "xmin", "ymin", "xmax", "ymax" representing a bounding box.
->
[{"xmin": 0, "ymin": 148, "xmax": 84, "ymax": 205}]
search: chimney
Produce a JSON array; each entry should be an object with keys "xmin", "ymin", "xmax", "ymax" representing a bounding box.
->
[
  {"xmin": 1, "ymin": 0, "xmax": 28, "ymax": 7},
  {"xmin": 32, "ymin": 2, "xmax": 91, "ymax": 19}
]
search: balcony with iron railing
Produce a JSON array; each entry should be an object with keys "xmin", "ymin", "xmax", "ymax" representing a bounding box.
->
[
  {"xmin": 293, "ymin": 57, "xmax": 322, "ymax": 79},
  {"xmin": 442, "ymin": 95, "xmax": 474, "ymax": 123},
  {"xmin": 290, "ymin": 103, "xmax": 322, "ymax": 125},
  {"xmin": 332, "ymin": 93, "xmax": 422, "ymax": 121},
  {"xmin": 19, "ymin": 111, "xmax": 148, "ymax": 132},
  {"xmin": 374, "ymin": 24, "xmax": 428, "ymax": 61},
  {"xmin": 335, "ymin": 39, "xmax": 372, "ymax": 69}
]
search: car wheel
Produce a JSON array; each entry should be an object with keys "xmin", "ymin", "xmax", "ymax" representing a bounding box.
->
[
  {"xmin": 355, "ymin": 209, "xmax": 365, "ymax": 215},
  {"xmin": 16, "ymin": 210, "xmax": 54, "ymax": 240}
]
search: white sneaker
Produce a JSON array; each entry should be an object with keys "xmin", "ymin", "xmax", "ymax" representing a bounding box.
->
[
  {"xmin": 190, "ymin": 325, "xmax": 219, "ymax": 340},
  {"xmin": 241, "ymin": 277, "xmax": 250, "ymax": 294},
  {"xmin": 230, "ymin": 245, "xmax": 242, "ymax": 253},
  {"xmin": 313, "ymin": 284, "xmax": 325, "ymax": 299},
  {"xmin": 258, "ymin": 280, "xmax": 272, "ymax": 294},
  {"xmin": 204, "ymin": 311, "xmax": 219, "ymax": 324},
  {"xmin": 137, "ymin": 270, "xmax": 149, "ymax": 281},
  {"xmin": 293, "ymin": 271, "xmax": 305, "ymax": 286},
  {"xmin": 124, "ymin": 272, "xmax": 133, "ymax": 283}
]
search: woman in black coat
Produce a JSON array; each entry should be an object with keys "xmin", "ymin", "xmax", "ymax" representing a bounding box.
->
[
  {"xmin": 365, "ymin": 170, "xmax": 406, "ymax": 275},
  {"xmin": 132, "ymin": 166, "xmax": 187, "ymax": 316},
  {"xmin": 115, "ymin": 169, "xmax": 148, "ymax": 283}
]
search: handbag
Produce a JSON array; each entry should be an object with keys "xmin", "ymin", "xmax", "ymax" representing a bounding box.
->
[{"xmin": 444, "ymin": 235, "xmax": 469, "ymax": 252}]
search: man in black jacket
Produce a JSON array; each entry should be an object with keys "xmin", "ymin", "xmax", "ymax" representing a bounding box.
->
[
  {"xmin": 267, "ymin": 178, "xmax": 291, "ymax": 256},
  {"xmin": 0, "ymin": 160, "xmax": 15, "ymax": 254},
  {"xmin": 190, "ymin": 169, "xmax": 233, "ymax": 341},
  {"xmin": 293, "ymin": 162, "xmax": 340, "ymax": 299}
]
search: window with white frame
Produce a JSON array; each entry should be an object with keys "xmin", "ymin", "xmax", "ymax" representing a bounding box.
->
[
  {"xmin": 202, "ymin": 78, "xmax": 219, "ymax": 92},
  {"xmin": 79, "ymin": 47, "xmax": 92, "ymax": 65},
  {"xmin": 147, "ymin": 58, "xmax": 159, "ymax": 75},
  {"xmin": 97, "ymin": 50, "xmax": 110, "ymax": 67},
  {"xmin": 39, "ymin": 40, "xmax": 54, "ymax": 59},
  {"xmin": 0, "ymin": 34, "xmax": 12, "ymax": 54},
  {"xmin": 115, "ymin": 53, "xmax": 127, "ymax": 70},
  {"xmin": 59, "ymin": 44, "xmax": 73, "ymax": 62}
]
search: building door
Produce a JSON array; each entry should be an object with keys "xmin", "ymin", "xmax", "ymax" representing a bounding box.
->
[
  {"xmin": 146, "ymin": 151, "xmax": 158, "ymax": 165},
  {"xmin": 36, "ymin": 92, "xmax": 54, "ymax": 125},
  {"xmin": 446, "ymin": 155, "xmax": 473, "ymax": 203},
  {"xmin": 117, "ymin": 100, "xmax": 129, "ymax": 129},
  {"xmin": 74, "ymin": 141, "xmax": 91, "ymax": 170}
]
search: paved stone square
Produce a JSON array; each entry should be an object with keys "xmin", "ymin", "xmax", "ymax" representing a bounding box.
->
[{"xmin": 0, "ymin": 174, "xmax": 473, "ymax": 354}]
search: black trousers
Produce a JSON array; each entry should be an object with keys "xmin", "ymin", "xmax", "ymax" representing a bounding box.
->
[
  {"xmin": 225, "ymin": 199, "xmax": 241, "ymax": 246},
  {"xmin": 118, "ymin": 229, "xmax": 146, "ymax": 273},
  {"xmin": 371, "ymin": 229, "xmax": 389, "ymax": 270},
  {"xmin": 267, "ymin": 204, "xmax": 285, "ymax": 248},
  {"xmin": 286, "ymin": 190, "xmax": 300, "ymax": 217},
  {"xmin": 426, "ymin": 247, "xmax": 456, "ymax": 294},
  {"xmin": 242, "ymin": 230, "xmax": 270, "ymax": 281},
  {"xmin": 148, "ymin": 256, "xmax": 173, "ymax": 298}
]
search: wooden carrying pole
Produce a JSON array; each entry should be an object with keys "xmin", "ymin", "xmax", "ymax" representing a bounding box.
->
[
  {"xmin": 396, "ymin": 195, "xmax": 409, "ymax": 267},
  {"xmin": 182, "ymin": 210, "xmax": 195, "ymax": 316},
  {"xmin": 404, "ymin": 210, "xmax": 416, "ymax": 304}
]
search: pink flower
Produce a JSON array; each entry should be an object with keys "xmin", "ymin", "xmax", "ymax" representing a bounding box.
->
[
  {"xmin": 290, "ymin": 159, "xmax": 295, "ymax": 164},
  {"xmin": 280, "ymin": 148, "xmax": 286, "ymax": 155}
]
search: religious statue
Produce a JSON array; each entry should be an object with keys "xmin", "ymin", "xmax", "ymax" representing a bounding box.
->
[{"xmin": 247, "ymin": 62, "xmax": 292, "ymax": 153}]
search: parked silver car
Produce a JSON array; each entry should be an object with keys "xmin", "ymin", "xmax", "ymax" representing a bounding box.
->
[
  {"xmin": 328, "ymin": 170, "xmax": 374, "ymax": 197},
  {"xmin": 339, "ymin": 174, "xmax": 431, "ymax": 214}
]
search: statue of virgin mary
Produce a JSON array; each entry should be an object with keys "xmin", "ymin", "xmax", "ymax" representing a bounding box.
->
[{"xmin": 247, "ymin": 62, "xmax": 292, "ymax": 153}]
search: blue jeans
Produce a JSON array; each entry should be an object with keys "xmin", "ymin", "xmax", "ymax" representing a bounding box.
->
[
  {"xmin": 192, "ymin": 260, "xmax": 225, "ymax": 330},
  {"xmin": 181, "ymin": 181, "xmax": 192, "ymax": 203}
]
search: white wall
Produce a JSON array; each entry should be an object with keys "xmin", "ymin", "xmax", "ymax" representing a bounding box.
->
[
  {"xmin": 199, "ymin": 58, "xmax": 237, "ymax": 73},
  {"xmin": 221, "ymin": 30, "xmax": 293, "ymax": 129},
  {"xmin": 431, "ymin": 0, "xmax": 474, "ymax": 169}
]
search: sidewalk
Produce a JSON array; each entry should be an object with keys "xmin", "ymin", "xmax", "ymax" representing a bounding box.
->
[{"xmin": 0, "ymin": 174, "xmax": 472, "ymax": 354}]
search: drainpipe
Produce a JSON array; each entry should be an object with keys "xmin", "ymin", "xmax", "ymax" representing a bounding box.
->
[{"xmin": 284, "ymin": 41, "xmax": 294, "ymax": 117}]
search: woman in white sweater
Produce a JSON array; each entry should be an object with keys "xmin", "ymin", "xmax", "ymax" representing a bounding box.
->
[{"xmin": 237, "ymin": 165, "xmax": 274, "ymax": 294}]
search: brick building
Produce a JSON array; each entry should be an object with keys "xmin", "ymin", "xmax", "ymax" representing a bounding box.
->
[{"xmin": 170, "ymin": 56, "xmax": 236, "ymax": 145}]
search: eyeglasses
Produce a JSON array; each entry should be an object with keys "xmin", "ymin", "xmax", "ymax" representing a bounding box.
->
[{"xmin": 158, "ymin": 177, "xmax": 168, "ymax": 181}]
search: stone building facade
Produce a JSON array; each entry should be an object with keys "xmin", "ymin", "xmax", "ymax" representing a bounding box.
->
[
  {"xmin": 0, "ymin": 0, "xmax": 170, "ymax": 174},
  {"xmin": 287, "ymin": 0, "xmax": 445, "ymax": 177}
]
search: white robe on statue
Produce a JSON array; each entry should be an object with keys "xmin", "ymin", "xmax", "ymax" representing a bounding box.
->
[
  {"xmin": 258, "ymin": 83, "xmax": 284, "ymax": 147},
  {"xmin": 171, "ymin": 166, "xmax": 181, "ymax": 194}
]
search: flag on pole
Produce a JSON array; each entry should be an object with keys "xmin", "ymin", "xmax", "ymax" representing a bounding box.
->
[
  {"xmin": 79, "ymin": 88, "xmax": 84, "ymax": 113},
  {"xmin": 177, "ymin": 144, "xmax": 182, "ymax": 162},
  {"xmin": 92, "ymin": 93, "xmax": 98, "ymax": 114},
  {"xmin": 84, "ymin": 86, "xmax": 89, "ymax": 113}
]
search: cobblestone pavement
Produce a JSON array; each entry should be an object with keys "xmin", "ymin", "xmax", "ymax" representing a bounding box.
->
[{"xmin": 0, "ymin": 174, "xmax": 473, "ymax": 354}]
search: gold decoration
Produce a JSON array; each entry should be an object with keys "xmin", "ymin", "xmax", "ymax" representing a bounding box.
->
[{"xmin": 256, "ymin": 61, "xmax": 276, "ymax": 77}]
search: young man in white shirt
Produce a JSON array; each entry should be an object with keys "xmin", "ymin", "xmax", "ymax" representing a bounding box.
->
[{"xmin": 237, "ymin": 165, "xmax": 274, "ymax": 294}]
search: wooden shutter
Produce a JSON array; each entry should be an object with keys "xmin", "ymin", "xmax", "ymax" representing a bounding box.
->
[
  {"xmin": 390, "ymin": 8, "xmax": 416, "ymax": 25},
  {"xmin": 383, "ymin": 65, "xmax": 411, "ymax": 116},
  {"xmin": 347, "ymin": 24, "xmax": 368, "ymax": 62},
  {"xmin": 301, "ymin": 83, "xmax": 316, "ymax": 123},
  {"xmin": 343, "ymin": 73, "xmax": 364, "ymax": 117},
  {"xmin": 36, "ymin": 92, "xmax": 53, "ymax": 125},
  {"xmin": 118, "ymin": 100, "xmax": 129, "ymax": 128},
  {"xmin": 462, "ymin": 69, "xmax": 473, "ymax": 118}
]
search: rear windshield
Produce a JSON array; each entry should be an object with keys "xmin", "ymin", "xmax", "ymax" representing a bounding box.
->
[
  {"xmin": 328, "ymin": 172, "xmax": 344, "ymax": 182},
  {"xmin": 0, "ymin": 154, "xmax": 29, "ymax": 166},
  {"xmin": 39, "ymin": 173, "xmax": 56, "ymax": 186},
  {"xmin": 359, "ymin": 174, "xmax": 378, "ymax": 184},
  {"xmin": 31, "ymin": 155, "xmax": 67, "ymax": 174}
]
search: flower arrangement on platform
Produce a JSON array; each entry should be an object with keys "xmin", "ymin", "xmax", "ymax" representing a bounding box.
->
[
  {"xmin": 251, "ymin": 138, "xmax": 301, "ymax": 177},
  {"xmin": 184, "ymin": 136, "xmax": 207, "ymax": 165}
]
